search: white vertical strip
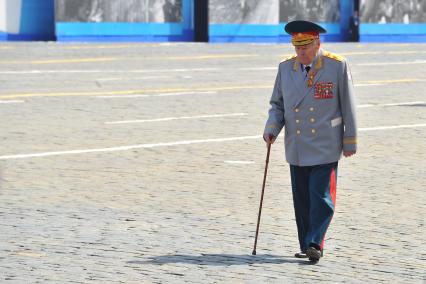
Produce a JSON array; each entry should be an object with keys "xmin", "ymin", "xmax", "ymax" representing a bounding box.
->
[
  {"xmin": 0, "ymin": 0, "xmax": 6, "ymax": 32},
  {"xmin": 5, "ymin": 0, "xmax": 22, "ymax": 34}
]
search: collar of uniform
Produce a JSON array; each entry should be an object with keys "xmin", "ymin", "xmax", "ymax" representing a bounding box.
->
[
  {"xmin": 292, "ymin": 59, "xmax": 299, "ymax": 71},
  {"xmin": 314, "ymin": 49, "xmax": 323, "ymax": 70}
]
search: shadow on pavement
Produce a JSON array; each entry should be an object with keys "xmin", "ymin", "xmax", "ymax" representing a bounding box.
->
[{"xmin": 127, "ymin": 253, "xmax": 304, "ymax": 266}]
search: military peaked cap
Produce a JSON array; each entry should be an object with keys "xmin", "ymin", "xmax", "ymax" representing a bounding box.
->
[{"xmin": 285, "ymin": 20, "xmax": 327, "ymax": 46}]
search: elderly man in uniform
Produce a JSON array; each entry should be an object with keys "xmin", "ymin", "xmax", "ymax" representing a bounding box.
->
[{"xmin": 263, "ymin": 20, "xmax": 357, "ymax": 263}]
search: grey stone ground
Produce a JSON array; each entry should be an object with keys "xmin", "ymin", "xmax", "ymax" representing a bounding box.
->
[{"xmin": 0, "ymin": 42, "xmax": 425, "ymax": 283}]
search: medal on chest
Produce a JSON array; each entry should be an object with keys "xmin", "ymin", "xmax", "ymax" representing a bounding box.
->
[
  {"xmin": 307, "ymin": 69, "xmax": 316, "ymax": 87},
  {"xmin": 314, "ymin": 82, "xmax": 334, "ymax": 99}
]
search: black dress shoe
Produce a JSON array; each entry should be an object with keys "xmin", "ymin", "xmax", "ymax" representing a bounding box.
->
[
  {"xmin": 294, "ymin": 252, "xmax": 308, "ymax": 258},
  {"xmin": 306, "ymin": 246, "xmax": 322, "ymax": 263}
]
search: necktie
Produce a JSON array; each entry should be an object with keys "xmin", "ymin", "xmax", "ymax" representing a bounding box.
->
[{"xmin": 305, "ymin": 66, "xmax": 311, "ymax": 77}]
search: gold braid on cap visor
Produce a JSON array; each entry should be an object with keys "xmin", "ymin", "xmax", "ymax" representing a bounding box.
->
[{"xmin": 291, "ymin": 32, "xmax": 319, "ymax": 46}]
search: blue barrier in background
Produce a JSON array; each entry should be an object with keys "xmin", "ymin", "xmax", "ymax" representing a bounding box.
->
[
  {"xmin": 56, "ymin": 23, "xmax": 192, "ymax": 42},
  {"xmin": 360, "ymin": 23, "xmax": 426, "ymax": 42},
  {"xmin": 20, "ymin": 0, "xmax": 55, "ymax": 40},
  {"xmin": 209, "ymin": 24, "xmax": 281, "ymax": 43},
  {"xmin": 56, "ymin": 0, "xmax": 194, "ymax": 42},
  {"xmin": 1, "ymin": 0, "xmax": 426, "ymax": 43},
  {"xmin": 0, "ymin": 0, "xmax": 55, "ymax": 41},
  {"xmin": 209, "ymin": 23, "xmax": 342, "ymax": 43}
]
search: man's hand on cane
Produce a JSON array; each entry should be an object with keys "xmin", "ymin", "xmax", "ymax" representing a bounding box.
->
[{"xmin": 263, "ymin": 133, "xmax": 276, "ymax": 145}]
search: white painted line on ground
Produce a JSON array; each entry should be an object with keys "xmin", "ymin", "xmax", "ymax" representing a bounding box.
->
[
  {"xmin": 355, "ymin": 79, "xmax": 426, "ymax": 87},
  {"xmin": 95, "ymin": 91, "xmax": 217, "ymax": 99},
  {"xmin": 0, "ymin": 68, "xmax": 220, "ymax": 75},
  {"xmin": 96, "ymin": 76, "xmax": 171, "ymax": 82},
  {"xmin": 358, "ymin": 101, "xmax": 424, "ymax": 108},
  {"xmin": 106, "ymin": 113, "xmax": 248, "ymax": 124},
  {"xmin": 354, "ymin": 83, "xmax": 386, "ymax": 87},
  {"xmin": 157, "ymin": 91, "xmax": 216, "ymax": 97},
  {"xmin": 224, "ymin": 160, "xmax": 255, "ymax": 164},
  {"xmin": 106, "ymin": 101, "xmax": 421, "ymax": 125},
  {"xmin": 0, "ymin": 60, "xmax": 425, "ymax": 75},
  {"xmin": 0, "ymin": 100, "xmax": 25, "ymax": 104},
  {"xmin": 382, "ymin": 101, "xmax": 424, "ymax": 107},
  {"xmin": 238, "ymin": 67, "xmax": 276, "ymax": 71},
  {"xmin": 96, "ymin": 94, "xmax": 150, "ymax": 99},
  {"xmin": 359, "ymin": 124, "xmax": 426, "ymax": 131},
  {"xmin": 1, "ymin": 123, "xmax": 425, "ymax": 160},
  {"xmin": 235, "ymin": 60, "xmax": 426, "ymax": 70},
  {"xmin": 0, "ymin": 135, "xmax": 262, "ymax": 160},
  {"xmin": 355, "ymin": 60, "xmax": 426, "ymax": 66}
]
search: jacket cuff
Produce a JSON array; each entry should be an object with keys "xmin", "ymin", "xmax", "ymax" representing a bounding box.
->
[
  {"xmin": 264, "ymin": 123, "xmax": 281, "ymax": 138},
  {"xmin": 343, "ymin": 136, "xmax": 357, "ymax": 152}
]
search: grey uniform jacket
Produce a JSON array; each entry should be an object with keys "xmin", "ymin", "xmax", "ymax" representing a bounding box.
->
[{"xmin": 264, "ymin": 49, "xmax": 357, "ymax": 166}]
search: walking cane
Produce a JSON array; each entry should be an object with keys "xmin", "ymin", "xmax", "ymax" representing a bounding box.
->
[{"xmin": 252, "ymin": 142, "xmax": 271, "ymax": 255}]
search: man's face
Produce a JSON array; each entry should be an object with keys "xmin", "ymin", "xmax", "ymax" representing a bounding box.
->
[{"xmin": 295, "ymin": 40, "xmax": 320, "ymax": 65}]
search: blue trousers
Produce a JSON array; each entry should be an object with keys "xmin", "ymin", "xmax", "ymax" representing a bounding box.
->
[{"xmin": 290, "ymin": 162, "xmax": 338, "ymax": 252}]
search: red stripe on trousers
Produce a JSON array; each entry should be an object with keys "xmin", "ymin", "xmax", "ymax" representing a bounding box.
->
[
  {"xmin": 330, "ymin": 168, "xmax": 337, "ymax": 206},
  {"xmin": 321, "ymin": 167, "xmax": 337, "ymax": 250}
]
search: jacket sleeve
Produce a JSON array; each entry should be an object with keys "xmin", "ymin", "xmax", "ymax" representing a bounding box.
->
[
  {"xmin": 264, "ymin": 64, "xmax": 285, "ymax": 138},
  {"xmin": 338, "ymin": 60, "xmax": 358, "ymax": 152}
]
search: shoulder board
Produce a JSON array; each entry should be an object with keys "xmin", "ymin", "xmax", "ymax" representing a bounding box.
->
[
  {"xmin": 281, "ymin": 55, "xmax": 296, "ymax": 63},
  {"xmin": 323, "ymin": 51, "xmax": 345, "ymax": 62}
]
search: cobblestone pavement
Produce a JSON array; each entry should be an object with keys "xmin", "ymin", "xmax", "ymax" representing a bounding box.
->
[{"xmin": 0, "ymin": 42, "xmax": 425, "ymax": 283}]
